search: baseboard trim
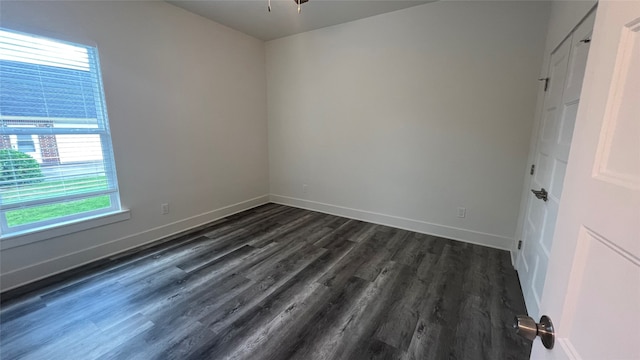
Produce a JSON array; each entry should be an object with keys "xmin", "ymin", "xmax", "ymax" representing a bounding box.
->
[
  {"xmin": 0, "ymin": 195, "xmax": 270, "ymax": 293},
  {"xmin": 2, "ymin": 194, "xmax": 515, "ymax": 293},
  {"xmin": 270, "ymin": 194, "xmax": 513, "ymax": 252}
]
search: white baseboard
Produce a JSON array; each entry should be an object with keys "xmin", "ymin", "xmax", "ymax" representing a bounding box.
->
[
  {"xmin": 270, "ymin": 194, "xmax": 514, "ymax": 252},
  {"xmin": 0, "ymin": 195, "xmax": 269, "ymax": 292},
  {"xmin": 2, "ymin": 193, "xmax": 516, "ymax": 292}
]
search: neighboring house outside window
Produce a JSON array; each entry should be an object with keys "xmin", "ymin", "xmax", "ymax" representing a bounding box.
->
[{"xmin": 0, "ymin": 28, "xmax": 122, "ymax": 237}]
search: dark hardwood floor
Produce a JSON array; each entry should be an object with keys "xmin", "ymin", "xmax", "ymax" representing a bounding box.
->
[{"xmin": 0, "ymin": 204, "xmax": 531, "ymax": 360}]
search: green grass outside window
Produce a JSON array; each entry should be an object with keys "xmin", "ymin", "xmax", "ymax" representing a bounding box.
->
[{"xmin": 1, "ymin": 176, "xmax": 112, "ymax": 227}]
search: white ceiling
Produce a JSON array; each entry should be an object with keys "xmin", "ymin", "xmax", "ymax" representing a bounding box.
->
[{"xmin": 167, "ymin": 0, "xmax": 432, "ymax": 41}]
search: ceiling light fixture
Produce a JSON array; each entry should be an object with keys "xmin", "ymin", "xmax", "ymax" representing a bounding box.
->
[{"xmin": 268, "ymin": 0, "xmax": 309, "ymax": 14}]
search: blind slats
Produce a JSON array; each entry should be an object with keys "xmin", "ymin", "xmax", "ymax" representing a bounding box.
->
[
  {"xmin": 0, "ymin": 32, "xmax": 90, "ymax": 71},
  {"xmin": 0, "ymin": 128, "xmax": 105, "ymax": 135},
  {"xmin": 0, "ymin": 189, "xmax": 117, "ymax": 211}
]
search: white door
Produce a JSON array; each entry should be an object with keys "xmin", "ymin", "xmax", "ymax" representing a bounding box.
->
[
  {"xmin": 531, "ymin": 1, "xmax": 640, "ymax": 359},
  {"xmin": 518, "ymin": 11, "xmax": 595, "ymax": 320}
]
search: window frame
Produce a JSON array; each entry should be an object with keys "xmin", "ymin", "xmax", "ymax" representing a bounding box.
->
[{"xmin": 0, "ymin": 27, "xmax": 124, "ymax": 238}]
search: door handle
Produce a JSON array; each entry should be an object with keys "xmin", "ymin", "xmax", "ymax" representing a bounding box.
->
[
  {"xmin": 514, "ymin": 315, "xmax": 555, "ymax": 349},
  {"xmin": 531, "ymin": 188, "xmax": 548, "ymax": 202}
]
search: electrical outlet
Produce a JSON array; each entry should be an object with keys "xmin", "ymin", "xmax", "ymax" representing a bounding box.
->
[
  {"xmin": 457, "ymin": 207, "xmax": 466, "ymax": 218},
  {"xmin": 161, "ymin": 203, "xmax": 169, "ymax": 215},
  {"xmin": 302, "ymin": 184, "xmax": 308, "ymax": 194}
]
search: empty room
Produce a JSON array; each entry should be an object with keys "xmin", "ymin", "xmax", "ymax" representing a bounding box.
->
[{"xmin": 0, "ymin": 0, "xmax": 638, "ymax": 359}]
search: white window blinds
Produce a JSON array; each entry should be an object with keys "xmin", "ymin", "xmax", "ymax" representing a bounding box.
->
[{"xmin": 0, "ymin": 28, "xmax": 121, "ymax": 236}]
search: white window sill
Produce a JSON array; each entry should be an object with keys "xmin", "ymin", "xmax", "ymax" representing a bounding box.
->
[{"xmin": 0, "ymin": 209, "xmax": 131, "ymax": 251}]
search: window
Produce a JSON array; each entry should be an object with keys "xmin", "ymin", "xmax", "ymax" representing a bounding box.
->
[
  {"xmin": 0, "ymin": 28, "xmax": 121, "ymax": 237},
  {"xmin": 16, "ymin": 134, "xmax": 35, "ymax": 152}
]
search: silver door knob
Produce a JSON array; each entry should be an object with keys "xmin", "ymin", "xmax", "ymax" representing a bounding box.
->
[{"xmin": 513, "ymin": 315, "xmax": 555, "ymax": 349}]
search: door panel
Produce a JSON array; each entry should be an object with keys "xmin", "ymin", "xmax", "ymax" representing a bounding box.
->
[
  {"xmin": 532, "ymin": 2, "xmax": 640, "ymax": 358},
  {"xmin": 518, "ymin": 13, "xmax": 595, "ymax": 320},
  {"xmin": 567, "ymin": 229, "xmax": 639, "ymax": 359}
]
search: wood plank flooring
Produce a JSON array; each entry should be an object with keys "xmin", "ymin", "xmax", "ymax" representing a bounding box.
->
[{"xmin": 0, "ymin": 204, "xmax": 531, "ymax": 360}]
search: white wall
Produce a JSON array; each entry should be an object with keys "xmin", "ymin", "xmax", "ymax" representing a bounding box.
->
[
  {"xmin": 0, "ymin": 1, "xmax": 269, "ymax": 291},
  {"xmin": 267, "ymin": 1, "xmax": 550, "ymax": 250},
  {"xmin": 513, "ymin": 0, "xmax": 597, "ymax": 258}
]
